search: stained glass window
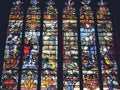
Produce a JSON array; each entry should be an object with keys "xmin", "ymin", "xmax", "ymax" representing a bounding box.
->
[
  {"xmin": 1, "ymin": 0, "xmax": 120, "ymax": 90},
  {"xmin": 41, "ymin": 0, "xmax": 58, "ymax": 90},
  {"xmin": 63, "ymin": 0, "xmax": 80, "ymax": 89},
  {"xmin": 1, "ymin": 0, "xmax": 24, "ymax": 89},
  {"xmin": 97, "ymin": 0, "xmax": 120, "ymax": 89},
  {"xmin": 21, "ymin": 0, "xmax": 40, "ymax": 89},
  {"xmin": 80, "ymin": 0, "xmax": 100, "ymax": 89}
]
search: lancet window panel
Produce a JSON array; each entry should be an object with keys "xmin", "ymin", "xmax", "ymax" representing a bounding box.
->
[
  {"xmin": 41, "ymin": 0, "xmax": 58, "ymax": 90},
  {"xmin": 1, "ymin": 0, "xmax": 24, "ymax": 89},
  {"xmin": 80, "ymin": 0, "xmax": 100, "ymax": 89},
  {"xmin": 21, "ymin": 0, "xmax": 41, "ymax": 89},
  {"xmin": 97, "ymin": 0, "xmax": 120, "ymax": 89},
  {"xmin": 62, "ymin": 0, "xmax": 80, "ymax": 90}
]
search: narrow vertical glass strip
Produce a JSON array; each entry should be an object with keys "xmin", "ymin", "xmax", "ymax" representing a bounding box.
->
[
  {"xmin": 62, "ymin": 0, "xmax": 80, "ymax": 89},
  {"xmin": 1, "ymin": 0, "xmax": 24, "ymax": 89},
  {"xmin": 41, "ymin": 0, "xmax": 58, "ymax": 90},
  {"xmin": 21, "ymin": 0, "xmax": 41, "ymax": 89},
  {"xmin": 80, "ymin": 0, "xmax": 100, "ymax": 89},
  {"xmin": 97, "ymin": 0, "xmax": 120, "ymax": 89}
]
